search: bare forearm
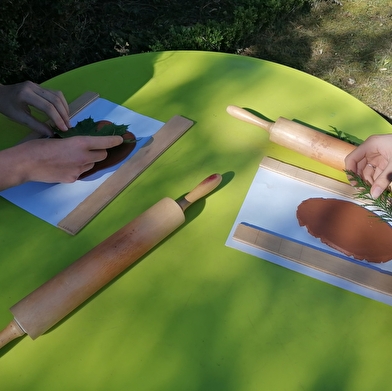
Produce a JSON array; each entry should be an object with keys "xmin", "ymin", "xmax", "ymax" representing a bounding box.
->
[
  {"xmin": 0, "ymin": 136, "xmax": 123, "ymax": 190},
  {"xmin": 0, "ymin": 144, "xmax": 30, "ymax": 190}
]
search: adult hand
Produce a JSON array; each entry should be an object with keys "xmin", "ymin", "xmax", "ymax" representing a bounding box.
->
[
  {"xmin": 0, "ymin": 135, "xmax": 123, "ymax": 190},
  {"xmin": 345, "ymin": 134, "xmax": 392, "ymax": 199},
  {"xmin": 0, "ymin": 81, "xmax": 70, "ymax": 136}
]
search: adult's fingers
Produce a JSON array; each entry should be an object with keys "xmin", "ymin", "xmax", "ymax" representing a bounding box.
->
[
  {"xmin": 361, "ymin": 162, "xmax": 376, "ymax": 184},
  {"xmin": 24, "ymin": 83, "xmax": 70, "ymax": 131},
  {"xmin": 85, "ymin": 135, "xmax": 124, "ymax": 150},
  {"xmin": 64, "ymin": 135, "xmax": 124, "ymax": 164},
  {"xmin": 344, "ymin": 146, "xmax": 366, "ymax": 174},
  {"xmin": 371, "ymin": 163, "xmax": 392, "ymax": 199}
]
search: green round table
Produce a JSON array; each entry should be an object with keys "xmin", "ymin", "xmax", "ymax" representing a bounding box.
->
[{"xmin": 1, "ymin": 51, "xmax": 391, "ymax": 391}]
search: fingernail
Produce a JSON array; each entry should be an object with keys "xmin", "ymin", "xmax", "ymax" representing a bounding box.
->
[{"xmin": 371, "ymin": 186, "xmax": 383, "ymax": 199}]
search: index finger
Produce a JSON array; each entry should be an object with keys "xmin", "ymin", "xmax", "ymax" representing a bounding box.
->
[
  {"xmin": 83, "ymin": 135, "xmax": 124, "ymax": 150},
  {"xmin": 34, "ymin": 87, "xmax": 71, "ymax": 130},
  {"xmin": 344, "ymin": 146, "xmax": 363, "ymax": 173}
]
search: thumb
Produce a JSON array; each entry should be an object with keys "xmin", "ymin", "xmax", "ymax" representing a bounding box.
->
[{"xmin": 371, "ymin": 171, "xmax": 392, "ymax": 199}]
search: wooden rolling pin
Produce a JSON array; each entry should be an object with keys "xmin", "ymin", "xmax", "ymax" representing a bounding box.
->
[
  {"xmin": 0, "ymin": 173, "xmax": 222, "ymax": 348},
  {"xmin": 227, "ymin": 105, "xmax": 356, "ymax": 171}
]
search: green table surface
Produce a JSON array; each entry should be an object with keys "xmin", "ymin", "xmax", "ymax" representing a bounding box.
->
[{"xmin": 1, "ymin": 51, "xmax": 391, "ymax": 391}]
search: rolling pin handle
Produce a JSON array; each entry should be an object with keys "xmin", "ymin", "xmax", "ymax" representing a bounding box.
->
[
  {"xmin": 0, "ymin": 319, "xmax": 25, "ymax": 349},
  {"xmin": 177, "ymin": 174, "xmax": 222, "ymax": 211},
  {"xmin": 226, "ymin": 105, "xmax": 274, "ymax": 133}
]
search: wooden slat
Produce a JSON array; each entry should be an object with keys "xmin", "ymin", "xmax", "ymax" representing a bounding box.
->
[
  {"xmin": 259, "ymin": 157, "xmax": 356, "ymax": 199},
  {"xmin": 233, "ymin": 223, "xmax": 392, "ymax": 296}
]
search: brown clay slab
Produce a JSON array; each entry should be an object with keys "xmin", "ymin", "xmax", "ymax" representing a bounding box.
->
[{"xmin": 297, "ymin": 198, "xmax": 392, "ymax": 263}]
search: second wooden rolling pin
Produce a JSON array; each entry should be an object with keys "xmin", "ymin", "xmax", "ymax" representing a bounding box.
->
[
  {"xmin": 227, "ymin": 105, "xmax": 356, "ymax": 171},
  {"xmin": 0, "ymin": 173, "xmax": 222, "ymax": 349}
]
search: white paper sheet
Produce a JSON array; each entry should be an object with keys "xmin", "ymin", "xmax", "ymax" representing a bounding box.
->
[
  {"xmin": 226, "ymin": 165, "xmax": 392, "ymax": 306},
  {"xmin": 0, "ymin": 98, "xmax": 164, "ymax": 226}
]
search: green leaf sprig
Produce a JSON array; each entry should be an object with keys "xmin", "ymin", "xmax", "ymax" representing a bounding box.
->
[
  {"xmin": 345, "ymin": 169, "xmax": 392, "ymax": 224},
  {"xmin": 53, "ymin": 117, "xmax": 130, "ymax": 138},
  {"xmin": 329, "ymin": 125, "xmax": 363, "ymax": 146}
]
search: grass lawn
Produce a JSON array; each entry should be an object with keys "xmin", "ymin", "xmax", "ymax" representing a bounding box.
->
[
  {"xmin": 244, "ymin": 0, "xmax": 392, "ymax": 120},
  {"xmin": 1, "ymin": 1, "xmax": 390, "ymax": 120}
]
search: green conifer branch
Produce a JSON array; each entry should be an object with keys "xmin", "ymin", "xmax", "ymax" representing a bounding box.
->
[{"xmin": 345, "ymin": 170, "xmax": 392, "ymax": 223}]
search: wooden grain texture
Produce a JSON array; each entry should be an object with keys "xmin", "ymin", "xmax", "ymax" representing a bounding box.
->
[
  {"xmin": 270, "ymin": 117, "xmax": 356, "ymax": 171},
  {"xmin": 227, "ymin": 105, "xmax": 356, "ymax": 171},
  {"xmin": 0, "ymin": 319, "xmax": 25, "ymax": 347}
]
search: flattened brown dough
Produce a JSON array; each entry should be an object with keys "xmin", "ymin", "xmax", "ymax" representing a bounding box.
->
[
  {"xmin": 296, "ymin": 198, "xmax": 392, "ymax": 263},
  {"xmin": 79, "ymin": 131, "xmax": 136, "ymax": 179}
]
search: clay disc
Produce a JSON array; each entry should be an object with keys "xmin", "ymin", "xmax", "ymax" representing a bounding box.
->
[
  {"xmin": 296, "ymin": 198, "xmax": 392, "ymax": 263},
  {"xmin": 79, "ymin": 131, "xmax": 136, "ymax": 179}
]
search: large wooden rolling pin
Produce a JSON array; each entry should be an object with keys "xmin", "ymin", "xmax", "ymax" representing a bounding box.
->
[
  {"xmin": 0, "ymin": 173, "xmax": 222, "ymax": 348},
  {"xmin": 227, "ymin": 105, "xmax": 356, "ymax": 171}
]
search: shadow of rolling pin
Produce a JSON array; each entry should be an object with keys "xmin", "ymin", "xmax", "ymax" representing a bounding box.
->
[
  {"xmin": 227, "ymin": 105, "xmax": 356, "ymax": 171},
  {"xmin": 0, "ymin": 173, "xmax": 222, "ymax": 349}
]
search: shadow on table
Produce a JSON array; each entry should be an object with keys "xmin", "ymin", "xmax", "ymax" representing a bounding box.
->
[{"xmin": 38, "ymin": 171, "xmax": 233, "ymax": 330}]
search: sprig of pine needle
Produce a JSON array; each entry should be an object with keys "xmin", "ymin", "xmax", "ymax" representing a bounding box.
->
[{"xmin": 345, "ymin": 170, "xmax": 392, "ymax": 224}]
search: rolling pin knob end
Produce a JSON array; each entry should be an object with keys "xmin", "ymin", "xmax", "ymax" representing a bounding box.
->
[
  {"xmin": 0, "ymin": 319, "xmax": 25, "ymax": 349},
  {"xmin": 177, "ymin": 173, "xmax": 222, "ymax": 211},
  {"xmin": 226, "ymin": 105, "xmax": 274, "ymax": 132}
]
